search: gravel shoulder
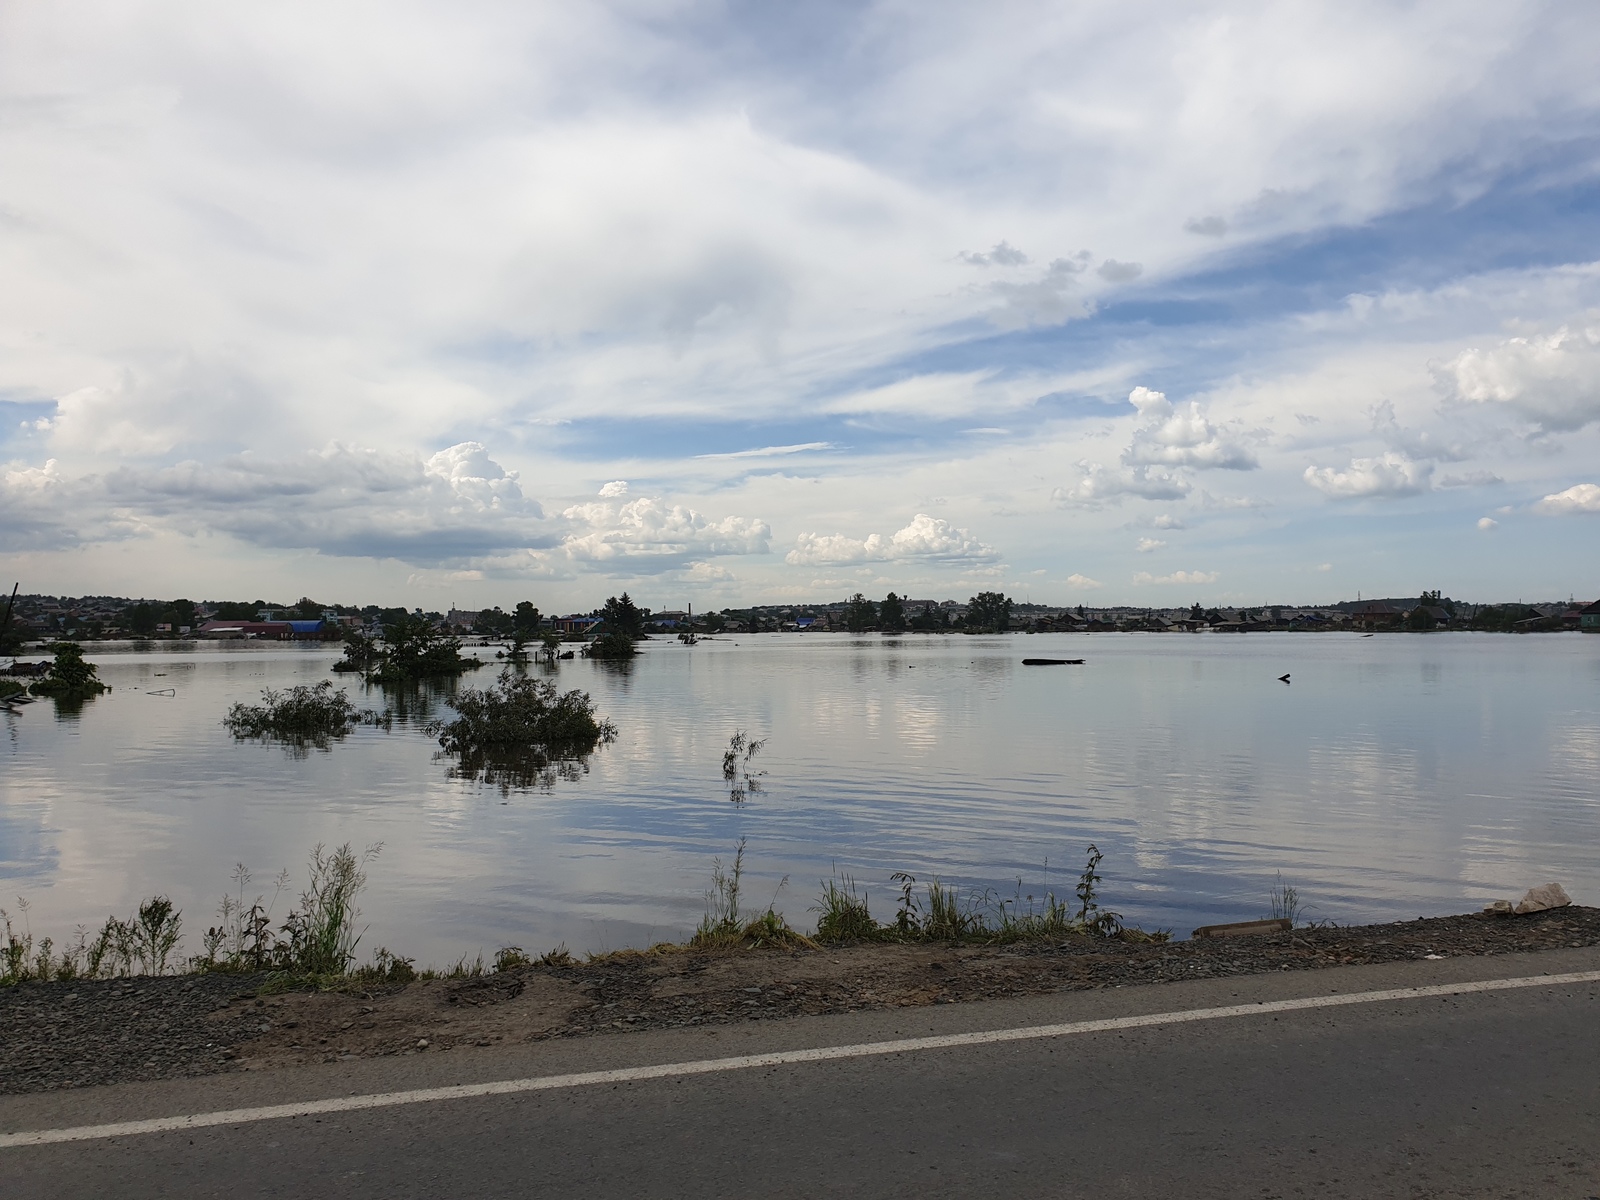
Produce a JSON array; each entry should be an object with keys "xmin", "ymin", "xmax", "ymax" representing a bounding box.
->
[{"xmin": 4, "ymin": 905, "xmax": 1597, "ymax": 1096}]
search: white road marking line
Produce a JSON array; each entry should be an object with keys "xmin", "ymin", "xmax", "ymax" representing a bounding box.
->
[{"xmin": 4, "ymin": 968, "xmax": 1597, "ymax": 1149}]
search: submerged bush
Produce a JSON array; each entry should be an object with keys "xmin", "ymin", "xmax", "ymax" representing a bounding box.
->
[
  {"xmin": 583, "ymin": 629, "xmax": 637, "ymax": 660},
  {"xmin": 223, "ymin": 680, "xmax": 389, "ymax": 754},
  {"xmin": 426, "ymin": 672, "xmax": 616, "ymax": 790}
]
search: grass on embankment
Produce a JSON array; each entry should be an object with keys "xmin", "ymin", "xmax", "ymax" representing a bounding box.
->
[{"xmin": 2, "ymin": 840, "xmax": 1165, "ymax": 990}]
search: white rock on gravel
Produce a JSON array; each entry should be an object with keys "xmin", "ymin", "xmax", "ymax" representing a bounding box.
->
[{"xmin": 1513, "ymin": 883, "xmax": 1572, "ymax": 914}]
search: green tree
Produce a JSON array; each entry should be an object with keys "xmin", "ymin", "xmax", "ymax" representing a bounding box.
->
[
  {"xmin": 374, "ymin": 613, "xmax": 477, "ymax": 682},
  {"xmin": 30, "ymin": 642, "xmax": 108, "ymax": 698},
  {"xmin": 702, "ymin": 612, "xmax": 726, "ymax": 633},
  {"xmin": 513, "ymin": 601, "xmax": 542, "ymax": 636},
  {"xmin": 294, "ymin": 596, "xmax": 325, "ymax": 620},
  {"xmin": 879, "ymin": 592, "xmax": 906, "ymax": 633},
  {"xmin": 965, "ymin": 591, "xmax": 1013, "ymax": 633},
  {"xmin": 476, "ymin": 606, "xmax": 514, "ymax": 636},
  {"xmin": 601, "ymin": 594, "xmax": 643, "ymax": 638},
  {"xmin": 845, "ymin": 593, "xmax": 876, "ymax": 633},
  {"xmin": 210, "ymin": 601, "xmax": 260, "ymax": 621},
  {"xmin": 128, "ymin": 602, "xmax": 156, "ymax": 635}
]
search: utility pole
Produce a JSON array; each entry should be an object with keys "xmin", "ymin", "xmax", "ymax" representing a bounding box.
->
[{"xmin": 2, "ymin": 582, "xmax": 17, "ymax": 651}]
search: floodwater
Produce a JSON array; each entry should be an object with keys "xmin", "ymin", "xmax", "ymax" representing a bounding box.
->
[{"xmin": 2, "ymin": 633, "xmax": 1597, "ymax": 964}]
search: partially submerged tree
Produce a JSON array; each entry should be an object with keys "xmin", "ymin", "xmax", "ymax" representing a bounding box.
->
[
  {"xmin": 601, "ymin": 593, "xmax": 644, "ymax": 639},
  {"xmin": 331, "ymin": 627, "xmax": 381, "ymax": 674},
  {"xmin": 29, "ymin": 642, "xmax": 108, "ymax": 699},
  {"xmin": 845, "ymin": 593, "xmax": 876, "ymax": 633},
  {"xmin": 879, "ymin": 592, "xmax": 906, "ymax": 633},
  {"xmin": 372, "ymin": 613, "xmax": 481, "ymax": 682}
]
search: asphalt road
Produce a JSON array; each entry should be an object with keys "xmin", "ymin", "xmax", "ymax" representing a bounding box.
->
[{"xmin": 3, "ymin": 949, "xmax": 1597, "ymax": 1199}]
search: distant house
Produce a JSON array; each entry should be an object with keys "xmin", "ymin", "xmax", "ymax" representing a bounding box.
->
[
  {"xmin": 195, "ymin": 620, "xmax": 294, "ymax": 640},
  {"xmin": 287, "ymin": 619, "xmax": 335, "ymax": 640},
  {"xmin": 1348, "ymin": 601, "xmax": 1404, "ymax": 630},
  {"xmin": 1581, "ymin": 600, "xmax": 1600, "ymax": 632}
]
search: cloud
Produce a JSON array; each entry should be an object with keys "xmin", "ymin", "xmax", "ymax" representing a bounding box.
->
[
  {"xmin": 1184, "ymin": 216, "xmax": 1229, "ymax": 237},
  {"xmin": 1316, "ymin": 562, "xmax": 1333, "ymax": 571},
  {"xmin": 1477, "ymin": 517, "xmax": 1499, "ymax": 530},
  {"xmin": 1437, "ymin": 470, "xmax": 1502, "ymax": 488},
  {"xmin": 1304, "ymin": 452, "xmax": 1432, "ymax": 498},
  {"xmin": 960, "ymin": 240, "xmax": 1028, "ymax": 266},
  {"xmin": 1533, "ymin": 483, "xmax": 1600, "ymax": 515},
  {"xmin": 1133, "ymin": 570, "xmax": 1219, "ymax": 585},
  {"xmin": 91, "ymin": 442, "xmax": 548, "ymax": 564},
  {"xmin": 1129, "ymin": 394, "xmax": 1259, "ymax": 473},
  {"xmin": 1096, "ymin": 259, "xmax": 1143, "ymax": 283},
  {"xmin": 1368, "ymin": 400, "xmax": 1468, "ymax": 462},
  {"xmin": 6, "ymin": 443, "xmax": 774, "ymax": 578},
  {"xmin": 1123, "ymin": 388, "xmax": 1258, "ymax": 471},
  {"xmin": 558, "ymin": 494, "xmax": 771, "ymax": 570},
  {"xmin": 0, "ymin": 458, "xmax": 140, "ymax": 551},
  {"xmin": 1054, "ymin": 462, "xmax": 1191, "ymax": 506},
  {"xmin": 1152, "ymin": 514, "xmax": 1186, "ymax": 530},
  {"xmin": 1136, "ymin": 537, "xmax": 1166, "ymax": 553},
  {"xmin": 694, "ymin": 442, "xmax": 834, "ymax": 460},
  {"xmin": 786, "ymin": 514, "xmax": 998, "ymax": 566},
  {"xmin": 1438, "ymin": 323, "xmax": 1600, "ymax": 431},
  {"xmin": 679, "ymin": 560, "xmax": 736, "ymax": 583},
  {"xmin": 1064, "ymin": 573, "xmax": 1103, "ymax": 589},
  {"xmin": 987, "ymin": 253, "xmax": 1093, "ymax": 326}
]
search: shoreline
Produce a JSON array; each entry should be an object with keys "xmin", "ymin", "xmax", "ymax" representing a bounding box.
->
[{"xmin": 3, "ymin": 905, "xmax": 1595, "ymax": 1097}]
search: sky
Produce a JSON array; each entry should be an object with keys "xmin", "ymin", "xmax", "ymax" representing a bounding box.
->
[{"xmin": 3, "ymin": 1, "xmax": 1600, "ymax": 611}]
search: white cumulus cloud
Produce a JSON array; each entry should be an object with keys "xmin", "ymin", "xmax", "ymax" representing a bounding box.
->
[
  {"xmin": 1123, "ymin": 388, "xmax": 1258, "ymax": 471},
  {"xmin": 1136, "ymin": 537, "xmax": 1166, "ymax": 553},
  {"xmin": 1054, "ymin": 462, "xmax": 1191, "ymax": 506},
  {"xmin": 1439, "ymin": 323, "xmax": 1600, "ymax": 432},
  {"xmin": 1477, "ymin": 517, "xmax": 1498, "ymax": 530},
  {"xmin": 559, "ymin": 495, "xmax": 771, "ymax": 570},
  {"xmin": 786, "ymin": 514, "xmax": 998, "ymax": 566},
  {"xmin": 1534, "ymin": 483, "xmax": 1600, "ymax": 515},
  {"xmin": 1304, "ymin": 452, "xmax": 1432, "ymax": 498}
]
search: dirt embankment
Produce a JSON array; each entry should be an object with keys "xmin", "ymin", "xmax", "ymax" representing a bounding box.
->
[{"xmin": 4, "ymin": 906, "xmax": 1597, "ymax": 1096}]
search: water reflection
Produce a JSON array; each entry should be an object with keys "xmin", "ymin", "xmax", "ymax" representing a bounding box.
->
[{"xmin": 438, "ymin": 745, "xmax": 598, "ymax": 794}]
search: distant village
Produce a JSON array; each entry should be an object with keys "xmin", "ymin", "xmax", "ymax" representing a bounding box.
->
[{"xmin": 4, "ymin": 588, "xmax": 1600, "ymax": 647}]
